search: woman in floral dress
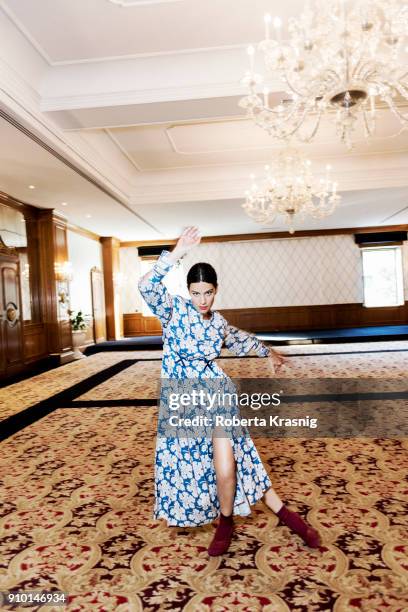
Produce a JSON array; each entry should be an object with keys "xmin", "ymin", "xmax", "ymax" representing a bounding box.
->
[{"xmin": 139, "ymin": 227, "xmax": 321, "ymax": 555}]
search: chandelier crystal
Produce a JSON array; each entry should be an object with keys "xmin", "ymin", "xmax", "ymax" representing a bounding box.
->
[
  {"xmin": 242, "ymin": 149, "xmax": 341, "ymax": 234},
  {"xmin": 239, "ymin": 0, "xmax": 408, "ymax": 149}
]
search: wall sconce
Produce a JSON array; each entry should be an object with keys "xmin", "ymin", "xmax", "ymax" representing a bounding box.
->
[
  {"xmin": 58, "ymin": 288, "xmax": 70, "ymax": 305},
  {"xmin": 55, "ymin": 261, "xmax": 73, "ymax": 282}
]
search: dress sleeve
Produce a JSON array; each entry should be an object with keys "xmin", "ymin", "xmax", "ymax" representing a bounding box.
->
[
  {"xmin": 223, "ymin": 322, "xmax": 270, "ymax": 357},
  {"xmin": 138, "ymin": 250, "xmax": 175, "ymax": 326}
]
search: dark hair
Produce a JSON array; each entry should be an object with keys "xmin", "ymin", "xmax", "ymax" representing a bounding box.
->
[{"xmin": 187, "ymin": 262, "xmax": 218, "ymax": 288}]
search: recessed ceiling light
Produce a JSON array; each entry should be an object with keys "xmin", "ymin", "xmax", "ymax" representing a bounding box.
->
[
  {"xmin": 28, "ymin": 185, "xmax": 36, "ymax": 189},
  {"xmin": 61, "ymin": 202, "xmax": 67, "ymax": 206},
  {"xmin": 86, "ymin": 214, "xmax": 92, "ymax": 218}
]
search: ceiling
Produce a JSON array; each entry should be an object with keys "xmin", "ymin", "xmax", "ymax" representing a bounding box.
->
[
  {"xmin": 0, "ymin": 0, "xmax": 407, "ymax": 241},
  {"xmin": 2, "ymin": 0, "xmax": 305, "ymax": 63}
]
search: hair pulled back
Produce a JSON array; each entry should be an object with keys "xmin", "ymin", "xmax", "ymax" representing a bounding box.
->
[{"xmin": 187, "ymin": 262, "xmax": 218, "ymax": 288}]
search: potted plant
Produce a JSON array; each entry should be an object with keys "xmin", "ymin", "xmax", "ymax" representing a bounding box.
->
[{"xmin": 69, "ymin": 310, "xmax": 88, "ymax": 359}]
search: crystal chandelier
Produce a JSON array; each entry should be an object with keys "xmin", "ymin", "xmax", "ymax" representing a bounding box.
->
[
  {"xmin": 239, "ymin": 0, "xmax": 408, "ymax": 149},
  {"xmin": 242, "ymin": 149, "xmax": 341, "ymax": 234}
]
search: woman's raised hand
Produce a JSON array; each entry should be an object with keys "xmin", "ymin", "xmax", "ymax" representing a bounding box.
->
[{"xmin": 173, "ymin": 226, "xmax": 201, "ymax": 258}]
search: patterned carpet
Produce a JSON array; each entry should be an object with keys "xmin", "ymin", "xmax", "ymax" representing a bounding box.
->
[{"xmin": 0, "ymin": 343, "xmax": 407, "ymax": 611}]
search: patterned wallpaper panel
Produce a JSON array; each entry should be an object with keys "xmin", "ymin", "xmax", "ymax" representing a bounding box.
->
[
  {"xmin": 120, "ymin": 237, "xmax": 408, "ymax": 312},
  {"xmin": 183, "ymin": 235, "xmax": 364, "ymax": 309}
]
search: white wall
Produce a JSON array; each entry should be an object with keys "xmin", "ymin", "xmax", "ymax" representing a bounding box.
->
[
  {"xmin": 120, "ymin": 246, "xmax": 143, "ymax": 313},
  {"xmin": 403, "ymin": 241, "xmax": 408, "ymax": 301},
  {"xmin": 67, "ymin": 231, "xmax": 103, "ymax": 316},
  {"xmin": 120, "ymin": 235, "xmax": 408, "ymax": 312}
]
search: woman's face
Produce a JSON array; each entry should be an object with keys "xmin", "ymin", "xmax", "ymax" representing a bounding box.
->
[{"xmin": 189, "ymin": 282, "xmax": 217, "ymax": 317}]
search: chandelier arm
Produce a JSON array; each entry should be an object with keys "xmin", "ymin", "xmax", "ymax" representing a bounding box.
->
[
  {"xmin": 355, "ymin": 62, "xmax": 378, "ymax": 83},
  {"xmin": 384, "ymin": 96, "xmax": 408, "ymax": 122},
  {"xmin": 281, "ymin": 73, "xmax": 307, "ymax": 98},
  {"xmin": 393, "ymin": 83, "xmax": 408, "ymax": 102},
  {"xmin": 296, "ymin": 109, "xmax": 325, "ymax": 143},
  {"xmin": 342, "ymin": 0, "xmax": 351, "ymax": 84},
  {"xmin": 362, "ymin": 107, "xmax": 375, "ymax": 137},
  {"xmin": 275, "ymin": 107, "xmax": 317, "ymax": 140},
  {"xmin": 263, "ymin": 100, "xmax": 303, "ymax": 119},
  {"xmin": 350, "ymin": 47, "xmax": 367, "ymax": 80}
]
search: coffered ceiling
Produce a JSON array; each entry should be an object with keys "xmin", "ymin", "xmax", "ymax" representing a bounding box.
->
[{"xmin": 0, "ymin": 0, "xmax": 407, "ymax": 241}]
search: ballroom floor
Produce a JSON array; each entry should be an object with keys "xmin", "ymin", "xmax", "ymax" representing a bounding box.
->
[{"xmin": 0, "ymin": 342, "xmax": 407, "ymax": 611}]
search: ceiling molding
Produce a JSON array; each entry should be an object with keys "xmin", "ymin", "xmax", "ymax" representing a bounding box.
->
[
  {"xmin": 105, "ymin": 129, "xmax": 143, "ymax": 172},
  {"xmin": 0, "ymin": 109, "xmax": 160, "ymax": 233},
  {"xmin": 119, "ymin": 223, "xmax": 408, "ymax": 247},
  {"xmin": 0, "ymin": 2, "xmax": 52, "ymax": 65},
  {"xmin": 66, "ymin": 222, "xmax": 101, "ymax": 242},
  {"xmin": 40, "ymin": 82, "xmax": 245, "ymax": 112},
  {"xmin": 164, "ymin": 120, "xmax": 408, "ymax": 158},
  {"xmin": 128, "ymin": 168, "xmax": 408, "ymax": 206},
  {"xmin": 106, "ymin": 0, "xmax": 184, "ymax": 7},
  {"xmin": 48, "ymin": 43, "xmax": 248, "ymax": 67},
  {"xmin": 0, "ymin": 62, "xmax": 136, "ymax": 200}
]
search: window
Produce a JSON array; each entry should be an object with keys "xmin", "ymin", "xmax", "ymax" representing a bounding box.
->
[
  {"xmin": 140, "ymin": 259, "xmax": 188, "ymax": 316},
  {"xmin": 361, "ymin": 246, "xmax": 404, "ymax": 307}
]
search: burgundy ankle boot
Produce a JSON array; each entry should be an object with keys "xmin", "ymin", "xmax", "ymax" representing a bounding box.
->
[
  {"xmin": 207, "ymin": 512, "xmax": 234, "ymax": 556},
  {"xmin": 277, "ymin": 505, "xmax": 321, "ymax": 548}
]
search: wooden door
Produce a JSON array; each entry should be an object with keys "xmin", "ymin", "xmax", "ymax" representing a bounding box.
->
[
  {"xmin": 0, "ymin": 239, "xmax": 24, "ymax": 378},
  {"xmin": 91, "ymin": 267, "xmax": 106, "ymax": 343}
]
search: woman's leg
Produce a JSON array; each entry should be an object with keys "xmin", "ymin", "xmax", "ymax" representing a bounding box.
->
[
  {"xmin": 263, "ymin": 486, "xmax": 321, "ymax": 548},
  {"xmin": 264, "ymin": 486, "xmax": 284, "ymax": 513},
  {"xmin": 213, "ymin": 435, "xmax": 236, "ymax": 514},
  {"xmin": 207, "ymin": 435, "xmax": 236, "ymax": 556}
]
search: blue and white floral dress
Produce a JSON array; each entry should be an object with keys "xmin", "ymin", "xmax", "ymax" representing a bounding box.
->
[{"xmin": 138, "ymin": 250, "xmax": 272, "ymax": 527}]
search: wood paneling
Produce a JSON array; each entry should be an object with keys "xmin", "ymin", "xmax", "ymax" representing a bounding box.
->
[
  {"xmin": 0, "ymin": 239, "xmax": 24, "ymax": 377},
  {"xmin": 90, "ymin": 267, "xmax": 106, "ymax": 343},
  {"xmin": 219, "ymin": 302, "xmax": 408, "ymax": 333},
  {"xmin": 101, "ymin": 237, "xmax": 121, "ymax": 340},
  {"xmin": 37, "ymin": 210, "xmax": 73, "ymax": 357},
  {"xmin": 23, "ymin": 323, "xmax": 47, "ymax": 362},
  {"xmin": 123, "ymin": 313, "xmax": 162, "ymax": 336},
  {"xmin": 22, "ymin": 207, "xmax": 41, "ymax": 323},
  {"xmin": 123, "ymin": 302, "xmax": 408, "ymax": 337}
]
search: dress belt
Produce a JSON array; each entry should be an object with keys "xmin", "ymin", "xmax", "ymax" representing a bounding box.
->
[{"xmin": 175, "ymin": 356, "xmax": 216, "ymax": 373}]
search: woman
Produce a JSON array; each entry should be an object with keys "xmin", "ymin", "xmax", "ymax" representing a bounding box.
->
[{"xmin": 139, "ymin": 227, "xmax": 321, "ymax": 556}]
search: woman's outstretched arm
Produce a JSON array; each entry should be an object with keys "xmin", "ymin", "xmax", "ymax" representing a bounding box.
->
[
  {"xmin": 223, "ymin": 322, "xmax": 288, "ymax": 372},
  {"xmin": 223, "ymin": 323, "xmax": 269, "ymax": 357}
]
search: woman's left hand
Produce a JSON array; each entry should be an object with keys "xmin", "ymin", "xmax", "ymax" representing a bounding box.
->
[{"xmin": 268, "ymin": 349, "xmax": 289, "ymax": 373}]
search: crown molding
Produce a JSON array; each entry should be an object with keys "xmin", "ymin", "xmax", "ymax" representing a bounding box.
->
[
  {"xmin": 119, "ymin": 223, "xmax": 408, "ymax": 247},
  {"xmin": 66, "ymin": 222, "xmax": 101, "ymax": 242},
  {"xmin": 40, "ymin": 81, "xmax": 246, "ymax": 112},
  {"xmin": 106, "ymin": 0, "xmax": 183, "ymax": 8},
  {"xmin": 0, "ymin": 1, "xmax": 52, "ymax": 65}
]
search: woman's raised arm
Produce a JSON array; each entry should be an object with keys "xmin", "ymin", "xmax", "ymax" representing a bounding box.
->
[
  {"xmin": 138, "ymin": 226, "xmax": 201, "ymax": 326},
  {"xmin": 138, "ymin": 251, "xmax": 175, "ymax": 326}
]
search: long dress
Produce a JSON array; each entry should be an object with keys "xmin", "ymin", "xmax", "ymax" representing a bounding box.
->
[{"xmin": 138, "ymin": 250, "xmax": 272, "ymax": 527}]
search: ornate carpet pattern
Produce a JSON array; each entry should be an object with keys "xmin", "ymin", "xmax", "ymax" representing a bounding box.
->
[
  {"xmin": 0, "ymin": 342, "xmax": 407, "ymax": 611},
  {"xmin": 0, "ymin": 352, "xmax": 160, "ymax": 422}
]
